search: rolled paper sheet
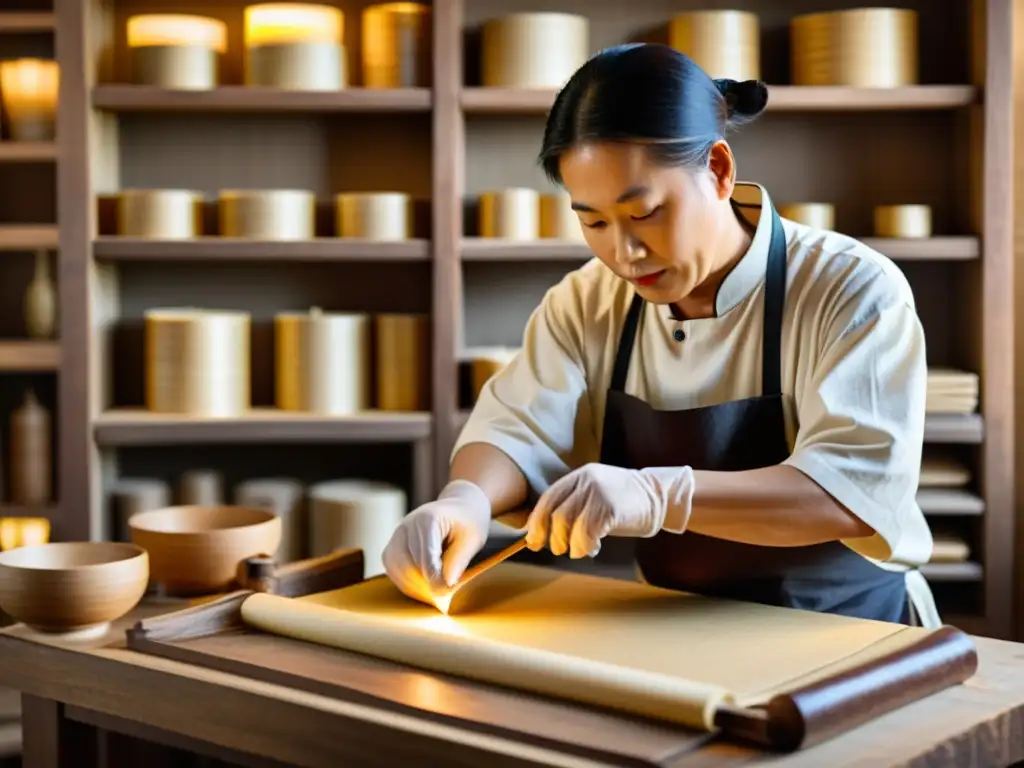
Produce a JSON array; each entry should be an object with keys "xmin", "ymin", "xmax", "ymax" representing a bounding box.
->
[
  {"xmin": 179, "ymin": 469, "xmax": 224, "ymax": 506},
  {"xmin": 244, "ymin": 3, "xmax": 347, "ymax": 90},
  {"xmin": 335, "ymin": 192, "xmax": 411, "ymax": 240},
  {"xmin": 234, "ymin": 477, "xmax": 306, "ymax": 563},
  {"xmin": 144, "ymin": 308, "xmax": 251, "ymax": 417},
  {"xmin": 479, "ymin": 188, "xmax": 539, "ymax": 240},
  {"xmin": 669, "ymin": 11, "xmax": 760, "ymax": 81},
  {"xmin": 481, "ymin": 13, "xmax": 589, "ymax": 89},
  {"xmin": 873, "ymin": 205, "xmax": 932, "ymax": 238},
  {"xmin": 539, "ymin": 192, "xmax": 584, "ymax": 241},
  {"xmin": 777, "ymin": 203, "xmax": 835, "ymax": 230},
  {"xmin": 791, "ymin": 8, "xmax": 918, "ymax": 87},
  {"xmin": 375, "ymin": 313, "xmax": 430, "ymax": 411},
  {"xmin": 275, "ymin": 308, "xmax": 371, "ymax": 415},
  {"xmin": 127, "ymin": 14, "xmax": 227, "ymax": 90},
  {"xmin": 218, "ymin": 189, "xmax": 316, "ymax": 240},
  {"xmin": 111, "ymin": 478, "xmax": 172, "ymax": 543},
  {"xmin": 117, "ymin": 189, "xmax": 203, "ymax": 239},
  {"xmin": 307, "ymin": 479, "xmax": 407, "ymax": 576},
  {"xmin": 361, "ymin": 3, "xmax": 431, "ymax": 88}
]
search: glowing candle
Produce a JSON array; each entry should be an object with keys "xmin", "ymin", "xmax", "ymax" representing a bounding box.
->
[
  {"xmin": 0, "ymin": 59, "xmax": 59, "ymax": 142},
  {"xmin": 127, "ymin": 14, "xmax": 227, "ymax": 90},
  {"xmin": 244, "ymin": 3, "xmax": 346, "ymax": 90}
]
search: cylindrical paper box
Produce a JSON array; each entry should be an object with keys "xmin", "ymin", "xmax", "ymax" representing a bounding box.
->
[
  {"xmin": 117, "ymin": 189, "xmax": 203, "ymax": 239},
  {"xmin": 539, "ymin": 191, "xmax": 584, "ymax": 241},
  {"xmin": 0, "ymin": 58, "xmax": 59, "ymax": 142},
  {"xmin": 275, "ymin": 308, "xmax": 371, "ymax": 414},
  {"xmin": 219, "ymin": 190, "xmax": 316, "ymax": 240},
  {"xmin": 111, "ymin": 478, "xmax": 171, "ymax": 543},
  {"xmin": 467, "ymin": 346, "xmax": 519, "ymax": 400},
  {"xmin": 179, "ymin": 469, "xmax": 224, "ymax": 506},
  {"xmin": 362, "ymin": 3, "xmax": 432, "ymax": 88},
  {"xmin": 480, "ymin": 188, "xmax": 540, "ymax": 240},
  {"xmin": 791, "ymin": 8, "xmax": 918, "ymax": 87},
  {"xmin": 308, "ymin": 479, "xmax": 407, "ymax": 577},
  {"xmin": 145, "ymin": 308, "xmax": 251, "ymax": 417},
  {"xmin": 126, "ymin": 14, "xmax": 227, "ymax": 90},
  {"xmin": 375, "ymin": 313, "xmax": 430, "ymax": 411},
  {"xmin": 669, "ymin": 11, "xmax": 760, "ymax": 81},
  {"xmin": 244, "ymin": 3, "xmax": 347, "ymax": 90},
  {"xmin": 482, "ymin": 13, "xmax": 589, "ymax": 88},
  {"xmin": 234, "ymin": 477, "xmax": 306, "ymax": 563},
  {"xmin": 777, "ymin": 203, "xmax": 835, "ymax": 230},
  {"xmin": 335, "ymin": 192, "xmax": 411, "ymax": 240},
  {"xmin": 874, "ymin": 205, "xmax": 932, "ymax": 238}
]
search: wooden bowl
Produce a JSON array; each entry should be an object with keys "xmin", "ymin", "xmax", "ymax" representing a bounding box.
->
[
  {"xmin": 129, "ymin": 505, "xmax": 282, "ymax": 596},
  {"xmin": 0, "ymin": 542, "xmax": 149, "ymax": 634}
]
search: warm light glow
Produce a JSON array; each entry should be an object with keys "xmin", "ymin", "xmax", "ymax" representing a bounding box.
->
[
  {"xmin": 244, "ymin": 3, "xmax": 343, "ymax": 47},
  {"xmin": 0, "ymin": 518, "xmax": 51, "ymax": 551},
  {"xmin": 127, "ymin": 15, "xmax": 228, "ymax": 54},
  {"xmin": 0, "ymin": 58, "xmax": 59, "ymax": 106}
]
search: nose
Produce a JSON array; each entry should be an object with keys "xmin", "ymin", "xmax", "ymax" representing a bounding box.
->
[{"xmin": 614, "ymin": 230, "xmax": 645, "ymax": 265}]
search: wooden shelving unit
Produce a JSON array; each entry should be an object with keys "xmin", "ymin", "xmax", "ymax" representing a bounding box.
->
[{"xmin": 52, "ymin": 0, "xmax": 1015, "ymax": 640}]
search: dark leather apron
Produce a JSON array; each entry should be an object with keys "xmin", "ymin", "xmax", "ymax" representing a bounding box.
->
[{"xmin": 596, "ymin": 198, "xmax": 909, "ymax": 623}]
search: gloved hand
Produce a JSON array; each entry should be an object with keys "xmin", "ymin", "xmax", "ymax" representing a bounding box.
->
[
  {"xmin": 382, "ymin": 479, "xmax": 492, "ymax": 604},
  {"xmin": 525, "ymin": 463, "xmax": 695, "ymax": 559}
]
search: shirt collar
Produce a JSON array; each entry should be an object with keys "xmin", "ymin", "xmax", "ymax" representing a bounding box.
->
[{"xmin": 713, "ymin": 181, "xmax": 775, "ymax": 317}]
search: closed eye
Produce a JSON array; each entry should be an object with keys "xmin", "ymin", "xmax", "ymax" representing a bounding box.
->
[
  {"xmin": 582, "ymin": 220, "xmax": 607, "ymax": 230},
  {"xmin": 632, "ymin": 206, "xmax": 661, "ymax": 221}
]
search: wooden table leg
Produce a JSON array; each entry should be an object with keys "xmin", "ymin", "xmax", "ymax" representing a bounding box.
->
[{"xmin": 20, "ymin": 695, "xmax": 99, "ymax": 768}]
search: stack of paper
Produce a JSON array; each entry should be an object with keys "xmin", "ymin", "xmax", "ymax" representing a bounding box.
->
[{"xmin": 926, "ymin": 368, "xmax": 979, "ymax": 413}]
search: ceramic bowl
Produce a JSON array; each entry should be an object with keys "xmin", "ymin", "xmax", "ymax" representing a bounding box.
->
[
  {"xmin": 0, "ymin": 542, "xmax": 149, "ymax": 633},
  {"xmin": 129, "ymin": 505, "xmax": 282, "ymax": 596}
]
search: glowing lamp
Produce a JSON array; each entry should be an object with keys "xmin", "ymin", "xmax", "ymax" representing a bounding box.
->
[
  {"xmin": 127, "ymin": 15, "xmax": 227, "ymax": 90},
  {"xmin": 243, "ymin": 3, "xmax": 346, "ymax": 90},
  {"xmin": 0, "ymin": 59, "xmax": 59, "ymax": 142}
]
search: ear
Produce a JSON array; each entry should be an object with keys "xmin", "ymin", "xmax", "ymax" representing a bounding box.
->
[{"xmin": 707, "ymin": 141, "xmax": 736, "ymax": 201}]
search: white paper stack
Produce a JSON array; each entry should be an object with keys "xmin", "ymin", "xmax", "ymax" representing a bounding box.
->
[{"xmin": 926, "ymin": 368, "xmax": 978, "ymax": 414}]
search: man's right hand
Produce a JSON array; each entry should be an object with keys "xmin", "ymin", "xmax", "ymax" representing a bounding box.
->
[{"xmin": 382, "ymin": 479, "xmax": 492, "ymax": 605}]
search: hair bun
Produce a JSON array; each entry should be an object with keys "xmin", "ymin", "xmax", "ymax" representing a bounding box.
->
[{"xmin": 714, "ymin": 78, "xmax": 769, "ymax": 124}]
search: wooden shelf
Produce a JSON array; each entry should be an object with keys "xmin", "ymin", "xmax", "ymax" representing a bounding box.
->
[
  {"xmin": 923, "ymin": 413, "xmax": 985, "ymax": 443},
  {"xmin": 93, "ymin": 409, "xmax": 432, "ymax": 446},
  {"xmin": 917, "ymin": 488, "xmax": 986, "ymax": 516},
  {"xmin": 0, "ymin": 142, "xmax": 57, "ymax": 162},
  {"xmin": 0, "ymin": 12, "xmax": 55, "ymax": 32},
  {"xmin": 93, "ymin": 237, "xmax": 430, "ymax": 262},
  {"xmin": 461, "ymin": 85, "xmax": 978, "ymax": 115},
  {"xmin": 919, "ymin": 562, "xmax": 984, "ymax": 582},
  {"xmin": 460, "ymin": 237, "xmax": 979, "ymax": 262},
  {"xmin": 0, "ymin": 341, "xmax": 59, "ymax": 371},
  {"xmin": 0, "ymin": 504, "xmax": 57, "ymax": 519},
  {"xmin": 91, "ymin": 86, "xmax": 431, "ymax": 113},
  {"xmin": 0, "ymin": 226, "xmax": 58, "ymax": 250}
]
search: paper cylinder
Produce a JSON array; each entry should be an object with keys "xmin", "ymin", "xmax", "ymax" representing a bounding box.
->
[
  {"xmin": 777, "ymin": 203, "xmax": 835, "ymax": 230},
  {"xmin": 375, "ymin": 313, "xmax": 430, "ymax": 411},
  {"xmin": 0, "ymin": 59, "xmax": 59, "ymax": 142},
  {"xmin": 874, "ymin": 205, "xmax": 932, "ymax": 238},
  {"xmin": 479, "ymin": 188, "xmax": 539, "ymax": 240},
  {"xmin": 117, "ymin": 189, "xmax": 203, "ymax": 239},
  {"xmin": 669, "ymin": 11, "xmax": 760, "ymax": 81},
  {"xmin": 361, "ymin": 3, "xmax": 431, "ymax": 88},
  {"xmin": 127, "ymin": 14, "xmax": 227, "ymax": 90},
  {"xmin": 218, "ymin": 189, "xmax": 316, "ymax": 240},
  {"xmin": 481, "ymin": 13, "xmax": 588, "ymax": 89},
  {"xmin": 244, "ymin": 3, "xmax": 346, "ymax": 90},
  {"xmin": 539, "ymin": 191, "xmax": 584, "ymax": 241},
  {"xmin": 335, "ymin": 192, "xmax": 411, "ymax": 240}
]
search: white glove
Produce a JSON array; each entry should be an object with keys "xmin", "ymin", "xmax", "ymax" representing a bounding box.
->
[
  {"xmin": 382, "ymin": 479, "xmax": 492, "ymax": 603},
  {"xmin": 525, "ymin": 463, "xmax": 695, "ymax": 559}
]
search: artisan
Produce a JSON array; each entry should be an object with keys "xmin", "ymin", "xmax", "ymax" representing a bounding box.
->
[{"xmin": 383, "ymin": 43, "xmax": 939, "ymax": 628}]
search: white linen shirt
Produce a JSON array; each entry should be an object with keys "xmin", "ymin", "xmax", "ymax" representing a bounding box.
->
[{"xmin": 454, "ymin": 182, "xmax": 933, "ymax": 572}]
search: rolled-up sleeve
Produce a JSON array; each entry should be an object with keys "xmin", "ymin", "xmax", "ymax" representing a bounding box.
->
[
  {"xmin": 453, "ymin": 277, "xmax": 592, "ymax": 495},
  {"xmin": 783, "ymin": 282, "xmax": 932, "ymax": 567}
]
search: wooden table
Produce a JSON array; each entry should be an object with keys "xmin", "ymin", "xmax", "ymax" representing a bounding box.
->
[{"xmin": 2, "ymin": 604, "xmax": 1024, "ymax": 768}]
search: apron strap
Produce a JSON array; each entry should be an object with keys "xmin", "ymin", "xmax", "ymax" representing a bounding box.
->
[{"xmin": 610, "ymin": 293, "xmax": 644, "ymax": 393}]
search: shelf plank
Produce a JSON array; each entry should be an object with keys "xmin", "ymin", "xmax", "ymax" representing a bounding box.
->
[
  {"xmin": 94, "ymin": 409, "xmax": 432, "ymax": 446},
  {"xmin": 93, "ymin": 237, "xmax": 431, "ymax": 262},
  {"xmin": 460, "ymin": 237, "xmax": 979, "ymax": 262},
  {"xmin": 0, "ymin": 12, "xmax": 55, "ymax": 32},
  {"xmin": 461, "ymin": 85, "xmax": 978, "ymax": 115},
  {"xmin": 0, "ymin": 341, "xmax": 60, "ymax": 371},
  {"xmin": 919, "ymin": 562, "xmax": 984, "ymax": 582},
  {"xmin": 0, "ymin": 503, "xmax": 57, "ymax": 519},
  {"xmin": 92, "ymin": 85, "xmax": 431, "ymax": 113},
  {"xmin": 924, "ymin": 413, "xmax": 984, "ymax": 443},
  {"xmin": 0, "ymin": 142, "xmax": 57, "ymax": 162},
  {"xmin": 0, "ymin": 225, "xmax": 58, "ymax": 250},
  {"xmin": 917, "ymin": 488, "xmax": 985, "ymax": 516}
]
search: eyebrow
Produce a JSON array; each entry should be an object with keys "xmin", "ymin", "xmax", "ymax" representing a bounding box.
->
[{"xmin": 570, "ymin": 185, "xmax": 649, "ymax": 213}]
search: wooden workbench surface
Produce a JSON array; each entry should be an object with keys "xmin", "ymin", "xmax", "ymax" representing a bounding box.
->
[{"xmin": 1, "ymin": 603, "xmax": 1023, "ymax": 768}]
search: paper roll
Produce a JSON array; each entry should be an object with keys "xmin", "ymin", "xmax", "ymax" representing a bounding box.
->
[
  {"xmin": 465, "ymin": 346, "xmax": 519, "ymax": 400},
  {"xmin": 361, "ymin": 3, "xmax": 431, "ymax": 88},
  {"xmin": 874, "ymin": 205, "xmax": 932, "ymax": 238},
  {"xmin": 145, "ymin": 308, "xmax": 251, "ymax": 417},
  {"xmin": 479, "ymin": 188, "xmax": 539, "ymax": 240},
  {"xmin": 335, "ymin": 192, "xmax": 411, "ymax": 240},
  {"xmin": 777, "ymin": 203, "xmax": 835, "ymax": 230},
  {"xmin": 234, "ymin": 477, "xmax": 306, "ymax": 563},
  {"xmin": 481, "ymin": 13, "xmax": 589, "ymax": 89},
  {"xmin": 307, "ymin": 480, "xmax": 407, "ymax": 576},
  {"xmin": 244, "ymin": 3, "xmax": 346, "ymax": 90},
  {"xmin": 539, "ymin": 192, "xmax": 584, "ymax": 241},
  {"xmin": 179, "ymin": 469, "xmax": 224, "ymax": 506},
  {"xmin": 218, "ymin": 190, "xmax": 316, "ymax": 240},
  {"xmin": 791, "ymin": 8, "xmax": 918, "ymax": 87},
  {"xmin": 111, "ymin": 478, "xmax": 172, "ymax": 543},
  {"xmin": 375, "ymin": 314, "xmax": 430, "ymax": 411},
  {"xmin": 275, "ymin": 308, "xmax": 371, "ymax": 414},
  {"xmin": 669, "ymin": 11, "xmax": 760, "ymax": 81},
  {"xmin": 117, "ymin": 189, "xmax": 203, "ymax": 239}
]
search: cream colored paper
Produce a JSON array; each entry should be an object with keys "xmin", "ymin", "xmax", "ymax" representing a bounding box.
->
[{"xmin": 239, "ymin": 563, "xmax": 929, "ymax": 730}]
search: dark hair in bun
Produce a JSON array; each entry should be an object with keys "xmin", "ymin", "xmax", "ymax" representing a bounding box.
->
[{"xmin": 539, "ymin": 43, "xmax": 768, "ymax": 184}]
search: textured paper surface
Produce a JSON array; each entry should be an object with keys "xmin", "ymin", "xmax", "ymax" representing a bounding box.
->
[{"xmin": 240, "ymin": 563, "xmax": 927, "ymax": 730}]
